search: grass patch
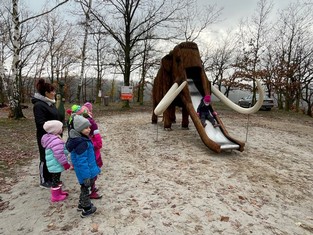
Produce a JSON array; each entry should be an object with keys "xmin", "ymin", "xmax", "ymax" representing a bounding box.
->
[{"xmin": 0, "ymin": 118, "xmax": 37, "ymax": 181}]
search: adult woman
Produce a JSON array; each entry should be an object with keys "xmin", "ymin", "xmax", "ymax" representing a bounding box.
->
[{"xmin": 32, "ymin": 79, "xmax": 61, "ymax": 189}]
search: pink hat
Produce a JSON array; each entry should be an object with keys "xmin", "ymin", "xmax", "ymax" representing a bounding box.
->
[
  {"xmin": 43, "ymin": 120, "xmax": 63, "ymax": 135},
  {"xmin": 204, "ymin": 95, "xmax": 211, "ymax": 103},
  {"xmin": 84, "ymin": 102, "xmax": 93, "ymax": 112},
  {"xmin": 76, "ymin": 105, "xmax": 89, "ymax": 116}
]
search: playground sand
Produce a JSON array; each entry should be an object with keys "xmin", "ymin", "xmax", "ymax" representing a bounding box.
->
[{"xmin": 1, "ymin": 110, "xmax": 313, "ymax": 234}]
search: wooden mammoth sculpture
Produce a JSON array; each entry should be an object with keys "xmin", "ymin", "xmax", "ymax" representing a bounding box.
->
[{"xmin": 151, "ymin": 42, "xmax": 264, "ymax": 153}]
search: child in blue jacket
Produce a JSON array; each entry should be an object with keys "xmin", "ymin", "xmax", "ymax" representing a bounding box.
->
[{"xmin": 66, "ymin": 114, "xmax": 100, "ymax": 218}]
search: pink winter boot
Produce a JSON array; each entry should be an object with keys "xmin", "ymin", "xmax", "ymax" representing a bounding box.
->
[
  {"xmin": 59, "ymin": 187, "xmax": 69, "ymax": 196},
  {"xmin": 89, "ymin": 182, "xmax": 102, "ymax": 199},
  {"xmin": 51, "ymin": 187, "xmax": 67, "ymax": 202},
  {"xmin": 58, "ymin": 182, "xmax": 69, "ymax": 196},
  {"xmin": 89, "ymin": 190, "xmax": 103, "ymax": 199}
]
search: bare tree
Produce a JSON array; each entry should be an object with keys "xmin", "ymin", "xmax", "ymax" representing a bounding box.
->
[
  {"xmin": 1, "ymin": 2, "xmax": 44, "ymax": 103},
  {"xmin": 1, "ymin": 0, "xmax": 69, "ymax": 119},
  {"xmin": 299, "ymin": 51, "xmax": 313, "ymax": 116},
  {"xmin": 39, "ymin": 12, "xmax": 78, "ymax": 83},
  {"xmin": 86, "ymin": 0, "xmax": 187, "ymax": 107},
  {"xmin": 232, "ymin": 0, "xmax": 273, "ymax": 105},
  {"xmin": 89, "ymin": 22, "xmax": 109, "ymax": 103},
  {"xmin": 178, "ymin": 0, "xmax": 222, "ymax": 42},
  {"xmin": 74, "ymin": 0, "xmax": 93, "ymax": 103},
  {"xmin": 136, "ymin": 35, "xmax": 159, "ymax": 105},
  {"xmin": 203, "ymin": 31, "xmax": 237, "ymax": 96},
  {"xmin": 271, "ymin": 1, "xmax": 313, "ymax": 112},
  {"xmin": 0, "ymin": 2, "xmax": 11, "ymax": 105}
]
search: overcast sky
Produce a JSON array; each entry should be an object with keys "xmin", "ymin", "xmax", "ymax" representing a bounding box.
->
[
  {"xmin": 214, "ymin": 0, "xmax": 294, "ymax": 24},
  {"xmin": 23, "ymin": 0, "xmax": 298, "ymax": 57},
  {"xmin": 26, "ymin": 0, "xmax": 294, "ymax": 24},
  {"xmin": 25, "ymin": 0, "xmax": 295, "ymax": 36},
  {"xmin": 207, "ymin": 0, "xmax": 296, "ymax": 37}
]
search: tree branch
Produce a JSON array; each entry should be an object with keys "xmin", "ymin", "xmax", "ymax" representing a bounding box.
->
[{"xmin": 21, "ymin": 0, "xmax": 69, "ymax": 24}]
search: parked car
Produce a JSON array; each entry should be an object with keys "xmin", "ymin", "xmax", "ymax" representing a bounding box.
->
[{"xmin": 238, "ymin": 94, "xmax": 274, "ymax": 110}]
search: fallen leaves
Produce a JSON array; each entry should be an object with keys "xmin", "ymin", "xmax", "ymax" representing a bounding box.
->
[
  {"xmin": 295, "ymin": 222, "xmax": 313, "ymax": 233},
  {"xmin": 91, "ymin": 223, "xmax": 99, "ymax": 233},
  {"xmin": 0, "ymin": 200, "xmax": 9, "ymax": 213},
  {"xmin": 220, "ymin": 216, "xmax": 230, "ymax": 222}
]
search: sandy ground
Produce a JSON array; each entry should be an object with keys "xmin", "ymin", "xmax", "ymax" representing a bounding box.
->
[{"xmin": 0, "ymin": 110, "xmax": 313, "ymax": 235}]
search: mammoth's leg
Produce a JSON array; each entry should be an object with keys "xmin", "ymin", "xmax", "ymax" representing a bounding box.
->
[
  {"xmin": 152, "ymin": 103, "xmax": 158, "ymax": 124},
  {"xmin": 151, "ymin": 92, "xmax": 158, "ymax": 124},
  {"xmin": 169, "ymin": 105, "xmax": 176, "ymax": 123},
  {"xmin": 163, "ymin": 106, "xmax": 174, "ymax": 130},
  {"xmin": 152, "ymin": 113, "xmax": 158, "ymax": 124},
  {"xmin": 181, "ymin": 105, "xmax": 189, "ymax": 129}
]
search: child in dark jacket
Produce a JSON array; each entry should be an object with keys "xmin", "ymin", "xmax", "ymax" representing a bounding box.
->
[
  {"xmin": 66, "ymin": 104, "xmax": 81, "ymax": 136},
  {"xmin": 197, "ymin": 95, "xmax": 220, "ymax": 128},
  {"xmin": 66, "ymin": 115, "xmax": 100, "ymax": 218},
  {"xmin": 41, "ymin": 120, "xmax": 71, "ymax": 202}
]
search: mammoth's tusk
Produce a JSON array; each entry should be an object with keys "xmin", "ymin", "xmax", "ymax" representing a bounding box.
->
[
  {"xmin": 154, "ymin": 83, "xmax": 178, "ymax": 115},
  {"xmin": 211, "ymin": 79, "xmax": 264, "ymax": 114},
  {"xmin": 154, "ymin": 81, "xmax": 187, "ymax": 116}
]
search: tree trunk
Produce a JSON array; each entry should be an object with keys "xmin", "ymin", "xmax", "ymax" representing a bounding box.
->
[
  {"xmin": 0, "ymin": 63, "xmax": 9, "ymax": 106},
  {"xmin": 76, "ymin": 0, "xmax": 92, "ymax": 103},
  {"xmin": 307, "ymin": 103, "xmax": 312, "ymax": 117},
  {"xmin": 123, "ymin": 59, "xmax": 131, "ymax": 108},
  {"xmin": 95, "ymin": 39, "xmax": 102, "ymax": 104},
  {"xmin": 139, "ymin": 82, "xmax": 144, "ymax": 105},
  {"xmin": 9, "ymin": 0, "xmax": 24, "ymax": 119},
  {"xmin": 307, "ymin": 93, "xmax": 313, "ymax": 117}
]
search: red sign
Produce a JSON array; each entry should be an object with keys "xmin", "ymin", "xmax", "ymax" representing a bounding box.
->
[{"xmin": 121, "ymin": 86, "xmax": 133, "ymax": 100}]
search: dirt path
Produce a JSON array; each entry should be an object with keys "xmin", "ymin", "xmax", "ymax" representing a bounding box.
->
[{"xmin": 0, "ymin": 111, "xmax": 313, "ymax": 234}]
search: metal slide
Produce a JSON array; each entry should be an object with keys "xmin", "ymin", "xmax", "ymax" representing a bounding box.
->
[{"xmin": 187, "ymin": 79, "xmax": 240, "ymax": 150}]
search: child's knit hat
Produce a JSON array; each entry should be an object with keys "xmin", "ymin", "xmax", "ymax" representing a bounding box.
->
[
  {"xmin": 71, "ymin": 104, "xmax": 81, "ymax": 113},
  {"xmin": 43, "ymin": 120, "xmax": 63, "ymax": 135},
  {"xmin": 204, "ymin": 95, "xmax": 211, "ymax": 103},
  {"xmin": 73, "ymin": 115, "xmax": 91, "ymax": 132},
  {"xmin": 76, "ymin": 105, "xmax": 89, "ymax": 116},
  {"xmin": 84, "ymin": 102, "xmax": 93, "ymax": 112}
]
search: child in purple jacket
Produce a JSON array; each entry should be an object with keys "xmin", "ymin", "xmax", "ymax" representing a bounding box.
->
[{"xmin": 41, "ymin": 120, "xmax": 71, "ymax": 202}]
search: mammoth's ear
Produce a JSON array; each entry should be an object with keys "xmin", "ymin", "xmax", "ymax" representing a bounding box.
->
[{"xmin": 161, "ymin": 54, "xmax": 173, "ymax": 72}]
